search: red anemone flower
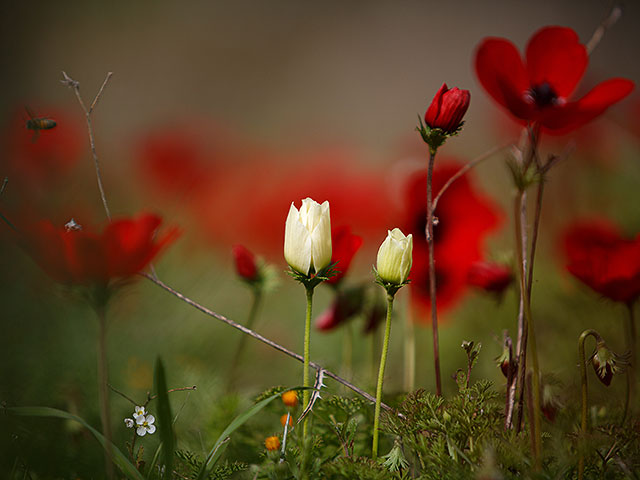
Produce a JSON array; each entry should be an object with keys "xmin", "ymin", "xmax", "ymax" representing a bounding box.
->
[
  {"xmin": 404, "ymin": 162, "xmax": 501, "ymax": 319},
  {"xmin": 562, "ymin": 219, "xmax": 640, "ymax": 304},
  {"xmin": 327, "ymin": 225, "xmax": 363, "ymax": 286},
  {"xmin": 467, "ymin": 261, "xmax": 513, "ymax": 296},
  {"xmin": 475, "ymin": 26, "xmax": 634, "ymax": 133},
  {"xmin": 20, "ymin": 213, "xmax": 179, "ymax": 288}
]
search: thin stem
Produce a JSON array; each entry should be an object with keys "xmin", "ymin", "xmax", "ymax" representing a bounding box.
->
[
  {"xmin": 578, "ymin": 329, "xmax": 599, "ymax": 480},
  {"xmin": 372, "ymin": 294, "xmax": 394, "ymax": 459},
  {"xmin": 432, "ymin": 142, "xmax": 511, "ymax": 212},
  {"xmin": 228, "ymin": 289, "xmax": 263, "ymax": 389},
  {"xmin": 624, "ymin": 303, "xmax": 637, "ymax": 421},
  {"xmin": 585, "ymin": 4, "xmax": 622, "ymax": 55},
  {"xmin": 513, "ymin": 192, "xmax": 542, "ymax": 469},
  {"xmin": 403, "ymin": 306, "xmax": 415, "ymax": 392},
  {"xmin": 526, "ymin": 180, "xmax": 545, "ymax": 299},
  {"xmin": 61, "ymin": 71, "xmax": 113, "ymax": 221},
  {"xmin": 96, "ymin": 306, "xmax": 114, "ymax": 480},
  {"xmin": 426, "ymin": 149, "xmax": 442, "ymax": 396},
  {"xmin": 303, "ymin": 286, "xmax": 314, "ymax": 439},
  {"xmin": 142, "ymin": 273, "xmax": 396, "ymax": 413}
]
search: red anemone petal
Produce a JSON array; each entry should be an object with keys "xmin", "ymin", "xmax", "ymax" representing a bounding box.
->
[
  {"xmin": 475, "ymin": 37, "xmax": 531, "ymax": 120},
  {"xmin": 539, "ymin": 78, "xmax": 634, "ymax": 132},
  {"xmin": 526, "ymin": 26, "xmax": 587, "ymax": 98}
]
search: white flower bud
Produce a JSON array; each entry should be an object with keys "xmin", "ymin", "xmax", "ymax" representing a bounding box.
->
[
  {"xmin": 376, "ymin": 228, "xmax": 413, "ymax": 285},
  {"xmin": 284, "ymin": 198, "xmax": 332, "ymax": 275}
]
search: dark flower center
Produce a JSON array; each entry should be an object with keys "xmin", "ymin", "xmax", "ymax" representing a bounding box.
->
[{"xmin": 529, "ymin": 82, "xmax": 558, "ymax": 107}]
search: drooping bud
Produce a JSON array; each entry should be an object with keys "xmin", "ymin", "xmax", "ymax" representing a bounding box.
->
[
  {"xmin": 467, "ymin": 261, "xmax": 513, "ymax": 296},
  {"xmin": 315, "ymin": 285, "xmax": 366, "ymax": 331},
  {"xmin": 591, "ymin": 340, "xmax": 629, "ymax": 386},
  {"xmin": 495, "ymin": 345, "xmax": 511, "ymax": 379}
]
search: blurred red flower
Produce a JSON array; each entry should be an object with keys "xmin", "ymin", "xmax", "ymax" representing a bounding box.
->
[
  {"xmin": 475, "ymin": 26, "xmax": 634, "ymax": 133},
  {"xmin": 315, "ymin": 285, "xmax": 366, "ymax": 331},
  {"xmin": 232, "ymin": 244, "xmax": 259, "ymax": 282},
  {"xmin": 403, "ymin": 162, "xmax": 501, "ymax": 319},
  {"xmin": 1, "ymin": 108, "xmax": 84, "ymax": 185},
  {"xmin": 424, "ymin": 83, "xmax": 470, "ymax": 134},
  {"xmin": 19, "ymin": 213, "xmax": 179, "ymax": 288},
  {"xmin": 327, "ymin": 225, "xmax": 363, "ymax": 286},
  {"xmin": 562, "ymin": 219, "xmax": 640, "ymax": 304},
  {"xmin": 467, "ymin": 261, "xmax": 513, "ymax": 296}
]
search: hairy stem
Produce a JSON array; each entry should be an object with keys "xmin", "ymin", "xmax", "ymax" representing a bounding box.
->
[
  {"xmin": 303, "ymin": 286, "xmax": 313, "ymax": 440},
  {"xmin": 578, "ymin": 329, "xmax": 598, "ymax": 480},
  {"xmin": 372, "ymin": 294, "xmax": 394, "ymax": 459},
  {"xmin": 426, "ymin": 149, "xmax": 442, "ymax": 396}
]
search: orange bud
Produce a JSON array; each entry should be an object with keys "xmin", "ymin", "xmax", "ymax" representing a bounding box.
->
[
  {"xmin": 264, "ymin": 435, "xmax": 280, "ymax": 451},
  {"xmin": 282, "ymin": 390, "xmax": 298, "ymax": 407},
  {"xmin": 280, "ymin": 413, "xmax": 293, "ymax": 427}
]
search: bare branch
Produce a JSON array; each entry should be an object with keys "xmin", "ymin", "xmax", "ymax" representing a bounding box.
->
[
  {"xmin": 432, "ymin": 143, "xmax": 510, "ymax": 212},
  {"xmin": 61, "ymin": 71, "xmax": 113, "ymax": 221},
  {"xmin": 142, "ymin": 273, "xmax": 396, "ymax": 413},
  {"xmin": 586, "ymin": 4, "xmax": 622, "ymax": 55}
]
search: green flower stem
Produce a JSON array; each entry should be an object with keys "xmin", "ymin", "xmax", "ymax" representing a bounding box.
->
[
  {"xmin": 578, "ymin": 329, "xmax": 598, "ymax": 480},
  {"xmin": 513, "ymin": 192, "xmax": 542, "ymax": 470},
  {"xmin": 372, "ymin": 293, "xmax": 395, "ymax": 459},
  {"xmin": 623, "ymin": 302, "xmax": 637, "ymax": 422},
  {"xmin": 404, "ymin": 308, "xmax": 415, "ymax": 392},
  {"xmin": 96, "ymin": 306, "xmax": 114, "ymax": 480},
  {"xmin": 426, "ymin": 149, "xmax": 442, "ymax": 397},
  {"xmin": 343, "ymin": 322, "xmax": 353, "ymax": 380},
  {"xmin": 228, "ymin": 289, "xmax": 263, "ymax": 388},
  {"xmin": 303, "ymin": 285, "xmax": 314, "ymax": 440}
]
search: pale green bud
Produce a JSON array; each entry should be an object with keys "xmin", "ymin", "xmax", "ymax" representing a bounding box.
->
[
  {"xmin": 376, "ymin": 228, "xmax": 413, "ymax": 285},
  {"xmin": 284, "ymin": 197, "xmax": 332, "ymax": 275}
]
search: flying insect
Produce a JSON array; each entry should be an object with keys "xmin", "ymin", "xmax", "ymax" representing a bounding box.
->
[{"xmin": 25, "ymin": 107, "xmax": 56, "ymax": 142}]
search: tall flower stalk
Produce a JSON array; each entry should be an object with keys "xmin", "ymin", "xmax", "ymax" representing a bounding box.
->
[
  {"xmin": 417, "ymin": 83, "xmax": 470, "ymax": 396},
  {"xmin": 284, "ymin": 198, "xmax": 332, "ymax": 440},
  {"xmin": 372, "ymin": 228, "xmax": 412, "ymax": 458}
]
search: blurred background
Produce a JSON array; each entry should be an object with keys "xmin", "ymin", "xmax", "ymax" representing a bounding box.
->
[{"xmin": 1, "ymin": 0, "xmax": 639, "ymax": 476}]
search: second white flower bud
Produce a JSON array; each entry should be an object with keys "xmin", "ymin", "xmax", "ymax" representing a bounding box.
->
[{"xmin": 376, "ymin": 228, "xmax": 413, "ymax": 285}]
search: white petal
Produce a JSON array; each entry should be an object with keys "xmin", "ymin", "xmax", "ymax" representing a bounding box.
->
[
  {"xmin": 145, "ymin": 414, "xmax": 155, "ymax": 425},
  {"xmin": 137, "ymin": 426, "xmax": 147, "ymax": 436},
  {"xmin": 309, "ymin": 201, "xmax": 331, "ymax": 271},
  {"xmin": 284, "ymin": 202, "xmax": 312, "ymax": 274},
  {"xmin": 146, "ymin": 424, "xmax": 156, "ymax": 434},
  {"xmin": 136, "ymin": 415, "xmax": 145, "ymax": 425}
]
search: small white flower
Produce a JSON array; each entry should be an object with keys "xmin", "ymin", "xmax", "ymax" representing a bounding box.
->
[
  {"xmin": 133, "ymin": 405, "xmax": 146, "ymax": 419},
  {"xmin": 124, "ymin": 418, "xmax": 135, "ymax": 428},
  {"xmin": 136, "ymin": 414, "xmax": 156, "ymax": 436}
]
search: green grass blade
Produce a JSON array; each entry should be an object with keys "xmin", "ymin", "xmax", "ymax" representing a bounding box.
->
[
  {"xmin": 7, "ymin": 406, "xmax": 145, "ymax": 480},
  {"xmin": 196, "ymin": 389, "xmax": 299, "ymax": 480},
  {"xmin": 154, "ymin": 357, "xmax": 174, "ymax": 479}
]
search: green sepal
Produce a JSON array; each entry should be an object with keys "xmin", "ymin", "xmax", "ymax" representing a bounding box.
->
[
  {"xmin": 287, "ymin": 262, "xmax": 338, "ymax": 291},
  {"xmin": 373, "ymin": 266, "xmax": 409, "ymax": 298},
  {"xmin": 416, "ymin": 115, "xmax": 464, "ymax": 154}
]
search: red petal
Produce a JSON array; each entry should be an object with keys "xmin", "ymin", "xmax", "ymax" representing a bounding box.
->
[
  {"xmin": 526, "ymin": 26, "xmax": 587, "ymax": 98},
  {"xmin": 474, "ymin": 37, "xmax": 531, "ymax": 120},
  {"xmin": 539, "ymin": 78, "xmax": 634, "ymax": 132}
]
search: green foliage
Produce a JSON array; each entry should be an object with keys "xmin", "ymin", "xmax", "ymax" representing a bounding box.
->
[{"xmin": 175, "ymin": 450, "xmax": 247, "ymax": 480}]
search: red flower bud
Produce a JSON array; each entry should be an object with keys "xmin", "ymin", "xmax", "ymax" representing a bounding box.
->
[
  {"xmin": 232, "ymin": 244, "xmax": 258, "ymax": 282},
  {"xmin": 424, "ymin": 83, "xmax": 471, "ymax": 134}
]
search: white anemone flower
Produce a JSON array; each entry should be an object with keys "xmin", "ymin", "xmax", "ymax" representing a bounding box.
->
[
  {"xmin": 136, "ymin": 414, "xmax": 156, "ymax": 436},
  {"xmin": 284, "ymin": 198, "xmax": 331, "ymax": 275},
  {"xmin": 124, "ymin": 418, "xmax": 135, "ymax": 428}
]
